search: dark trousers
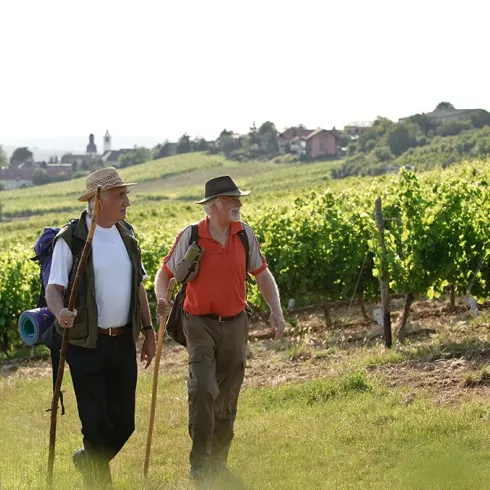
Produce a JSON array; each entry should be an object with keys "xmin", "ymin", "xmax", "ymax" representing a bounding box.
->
[
  {"xmin": 67, "ymin": 335, "xmax": 137, "ymax": 482},
  {"xmin": 184, "ymin": 311, "xmax": 248, "ymax": 469}
]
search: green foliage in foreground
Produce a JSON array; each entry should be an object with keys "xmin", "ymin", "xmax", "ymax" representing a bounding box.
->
[
  {"xmin": 2, "ymin": 369, "xmax": 490, "ymax": 489},
  {"xmin": 4, "ymin": 158, "xmax": 490, "ymax": 354}
]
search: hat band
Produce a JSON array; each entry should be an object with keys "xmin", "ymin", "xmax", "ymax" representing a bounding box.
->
[
  {"xmin": 86, "ymin": 172, "xmax": 123, "ymax": 191},
  {"xmin": 204, "ymin": 187, "xmax": 239, "ymax": 199}
]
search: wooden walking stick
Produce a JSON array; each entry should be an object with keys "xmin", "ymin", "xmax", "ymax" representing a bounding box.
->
[
  {"xmin": 144, "ymin": 277, "xmax": 177, "ymax": 478},
  {"xmin": 47, "ymin": 186, "xmax": 102, "ymax": 485}
]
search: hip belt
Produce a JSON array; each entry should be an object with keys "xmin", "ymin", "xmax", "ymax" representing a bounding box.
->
[
  {"xmin": 200, "ymin": 311, "xmax": 243, "ymax": 322},
  {"xmin": 98, "ymin": 322, "xmax": 132, "ymax": 337}
]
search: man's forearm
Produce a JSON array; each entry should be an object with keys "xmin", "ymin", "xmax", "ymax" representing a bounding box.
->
[
  {"xmin": 138, "ymin": 283, "xmax": 152, "ymax": 327},
  {"xmin": 46, "ymin": 284, "xmax": 66, "ymax": 319},
  {"xmin": 155, "ymin": 267, "xmax": 171, "ymax": 300},
  {"xmin": 255, "ymin": 268, "xmax": 283, "ymax": 316}
]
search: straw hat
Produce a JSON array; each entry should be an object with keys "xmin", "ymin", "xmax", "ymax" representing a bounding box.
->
[
  {"xmin": 77, "ymin": 167, "xmax": 137, "ymax": 202},
  {"xmin": 196, "ymin": 175, "xmax": 250, "ymax": 204}
]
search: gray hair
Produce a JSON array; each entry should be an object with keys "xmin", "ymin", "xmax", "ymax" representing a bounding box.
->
[
  {"xmin": 86, "ymin": 192, "xmax": 107, "ymax": 217},
  {"xmin": 86, "ymin": 197, "xmax": 95, "ymax": 217},
  {"xmin": 201, "ymin": 197, "xmax": 221, "ymax": 216}
]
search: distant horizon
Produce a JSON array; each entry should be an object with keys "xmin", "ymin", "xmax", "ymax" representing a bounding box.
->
[{"xmin": 3, "ymin": 101, "xmax": 488, "ymax": 159}]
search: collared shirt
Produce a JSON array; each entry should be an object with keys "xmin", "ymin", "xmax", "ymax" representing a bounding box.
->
[{"xmin": 163, "ymin": 217, "xmax": 267, "ymax": 316}]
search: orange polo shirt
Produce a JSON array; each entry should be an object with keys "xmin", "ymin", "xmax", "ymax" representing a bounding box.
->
[{"xmin": 163, "ymin": 218, "xmax": 267, "ymax": 316}]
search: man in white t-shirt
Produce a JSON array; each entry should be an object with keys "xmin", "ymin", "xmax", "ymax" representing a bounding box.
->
[{"xmin": 46, "ymin": 167, "xmax": 156, "ymax": 488}]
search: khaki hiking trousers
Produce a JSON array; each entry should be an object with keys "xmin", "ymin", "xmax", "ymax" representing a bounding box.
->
[{"xmin": 183, "ymin": 310, "xmax": 248, "ymax": 469}]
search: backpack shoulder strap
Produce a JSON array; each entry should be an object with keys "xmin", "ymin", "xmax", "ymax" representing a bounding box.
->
[
  {"xmin": 64, "ymin": 218, "xmax": 83, "ymax": 258},
  {"xmin": 237, "ymin": 224, "xmax": 250, "ymax": 273},
  {"xmin": 189, "ymin": 223, "xmax": 199, "ymax": 246}
]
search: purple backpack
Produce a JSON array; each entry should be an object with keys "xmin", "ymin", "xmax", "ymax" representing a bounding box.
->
[
  {"xmin": 32, "ymin": 227, "xmax": 61, "ymax": 306},
  {"xmin": 29, "ymin": 219, "xmax": 79, "ymax": 416},
  {"xmin": 31, "ymin": 219, "xmax": 79, "ymax": 307}
]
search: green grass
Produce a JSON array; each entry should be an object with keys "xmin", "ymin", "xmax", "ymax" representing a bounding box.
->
[{"xmin": 2, "ymin": 367, "xmax": 490, "ymax": 489}]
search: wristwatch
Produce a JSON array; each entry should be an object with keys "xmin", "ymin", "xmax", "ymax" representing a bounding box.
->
[{"xmin": 141, "ymin": 325, "xmax": 154, "ymax": 332}]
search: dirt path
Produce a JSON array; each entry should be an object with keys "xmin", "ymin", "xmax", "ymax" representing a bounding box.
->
[{"xmin": 3, "ymin": 297, "xmax": 490, "ymax": 404}]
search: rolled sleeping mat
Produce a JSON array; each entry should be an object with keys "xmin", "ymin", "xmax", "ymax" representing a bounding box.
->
[{"xmin": 18, "ymin": 307, "xmax": 56, "ymax": 345}]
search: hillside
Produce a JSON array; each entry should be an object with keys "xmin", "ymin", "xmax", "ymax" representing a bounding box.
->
[
  {"xmin": 335, "ymin": 121, "xmax": 490, "ymax": 178},
  {"xmin": 4, "ymin": 153, "xmax": 490, "ymax": 488},
  {"xmin": 0, "ymin": 153, "xmax": 343, "ymax": 219}
]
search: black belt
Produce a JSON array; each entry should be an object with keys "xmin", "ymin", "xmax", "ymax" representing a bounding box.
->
[{"xmin": 201, "ymin": 311, "xmax": 243, "ymax": 322}]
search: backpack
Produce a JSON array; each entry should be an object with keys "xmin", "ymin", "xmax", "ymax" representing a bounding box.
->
[
  {"xmin": 30, "ymin": 219, "xmax": 83, "ymax": 415},
  {"xmin": 165, "ymin": 223, "xmax": 251, "ymax": 347}
]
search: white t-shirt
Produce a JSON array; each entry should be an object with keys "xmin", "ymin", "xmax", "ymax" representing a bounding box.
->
[{"xmin": 48, "ymin": 217, "xmax": 145, "ymax": 328}]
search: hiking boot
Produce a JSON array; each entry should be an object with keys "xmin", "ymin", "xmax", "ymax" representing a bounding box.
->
[
  {"xmin": 189, "ymin": 466, "xmax": 209, "ymax": 481},
  {"xmin": 73, "ymin": 449, "xmax": 92, "ymax": 487},
  {"xmin": 212, "ymin": 465, "xmax": 246, "ymax": 489},
  {"xmin": 73, "ymin": 448, "xmax": 112, "ymax": 489}
]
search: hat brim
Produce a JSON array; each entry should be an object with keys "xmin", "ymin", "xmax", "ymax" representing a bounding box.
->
[
  {"xmin": 78, "ymin": 183, "xmax": 137, "ymax": 202},
  {"xmin": 196, "ymin": 189, "xmax": 251, "ymax": 204}
]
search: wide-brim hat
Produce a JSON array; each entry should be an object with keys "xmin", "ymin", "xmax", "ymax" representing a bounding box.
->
[
  {"xmin": 77, "ymin": 167, "xmax": 137, "ymax": 202},
  {"xmin": 196, "ymin": 175, "xmax": 251, "ymax": 204}
]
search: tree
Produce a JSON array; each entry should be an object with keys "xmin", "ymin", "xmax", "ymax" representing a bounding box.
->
[
  {"xmin": 32, "ymin": 168, "xmax": 50, "ymax": 185},
  {"xmin": 176, "ymin": 133, "xmax": 192, "ymax": 154},
  {"xmin": 193, "ymin": 138, "xmax": 209, "ymax": 152},
  {"xmin": 248, "ymin": 122, "xmax": 260, "ymax": 148},
  {"xmin": 0, "ymin": 146, "xmax": 7, "ymax": 167},
  {"xmin": 152, "ymin": 140, "xmax": 172, "ymax": 159},
  {"xmin": 10, "ymin": 147, "xmax": 33, "ymax": 166},
  {"xmin": 470, "ymin": 110, "xmax": 490, "ymax": 129},
  {"xmin": 357, "ymin": 118, "xmax": 394, "ymax": 152},
  {"xmin": 118, "ymin": 147, "xmax": 150, "ymax": 168},
  {"xmin": 258, "ymin": 121, "xmax": 279, "ymax": 155},
  {"xmin": 219, "ymin": 134, "xmax": 239, "ymax": 157},
  {"xmin": 216, "ymin": 129, "xmax": 240, "ymax": 157},
  {"xmin": 374, "ymin": 146, "xmax": 394, "ymax": 162},
  {"xmin": 406, "ymin": 114, "xmax": 436, "ymax": 136},
  {"xmin": 337, "ymin": 133, "xmax": 352, "ymax": 148},
  {"xmin": 386, "ymin": 124, "xmax": 417, "ymax": 156},
  {"xmin": 435, "ymin": 102, "xmax": 455, "ymax": 110},
  {"xmin": 438, "ymin": 120, "xmax": 472, "ymax": 137}
]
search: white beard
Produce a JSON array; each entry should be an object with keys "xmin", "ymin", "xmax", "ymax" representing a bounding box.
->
[{"xmin": 229, "ymin": 208, "xmax": 241, "ymax": 222}]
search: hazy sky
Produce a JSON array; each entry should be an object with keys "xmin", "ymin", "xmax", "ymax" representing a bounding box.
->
[{"xmin": 1, "ymin": 0, "xmax": 488, "ymax": 150}]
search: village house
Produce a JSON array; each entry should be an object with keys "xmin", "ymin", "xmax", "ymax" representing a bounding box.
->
[
  {"xmin": 0, "ymin": 163, "xmax": 72, "ymax": 189},
  {"xmin": 343, "ymin": 121, "xmax": 373, "ymax": 136},
  {"xmin": 278, "ymin": 126, "xmax": 340, "ymax": 158}
]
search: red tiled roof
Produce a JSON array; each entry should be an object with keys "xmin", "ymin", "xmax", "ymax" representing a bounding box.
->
[
  {"xmin": 279, "ymin": 127, "xmax": 313, "ymax": 140},
  {"xmin": 305, "ymin": 128, "xmax": 340, "ymax": 141}
]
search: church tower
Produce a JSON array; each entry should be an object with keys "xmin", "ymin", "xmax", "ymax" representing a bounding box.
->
[
  {"xmin": 86, "ymin": 133, "xmax": 97, "ymax": 154},
  {"xmin": 103, "ymin": 130, "xmax": 112, "ymax": 152}
]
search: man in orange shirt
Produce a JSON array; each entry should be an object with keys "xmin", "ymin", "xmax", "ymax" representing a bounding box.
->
[{"xmin": 155, "ymin": 175, "xmax": 285, "ymax": 481}]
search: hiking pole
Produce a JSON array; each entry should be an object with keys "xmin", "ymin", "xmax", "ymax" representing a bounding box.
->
[
  {"xmin": 144, "ymin": 277, "xmax": 177, "ymax": 478},
  {"xmin": 47, "ymin": 186, "xmax": 102, "ymax": 485}
]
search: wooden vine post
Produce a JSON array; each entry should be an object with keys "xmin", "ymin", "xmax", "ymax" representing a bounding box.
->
[{"xmin": 374, "ymin": 197, "xmax": 392, "ymax": 348}]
